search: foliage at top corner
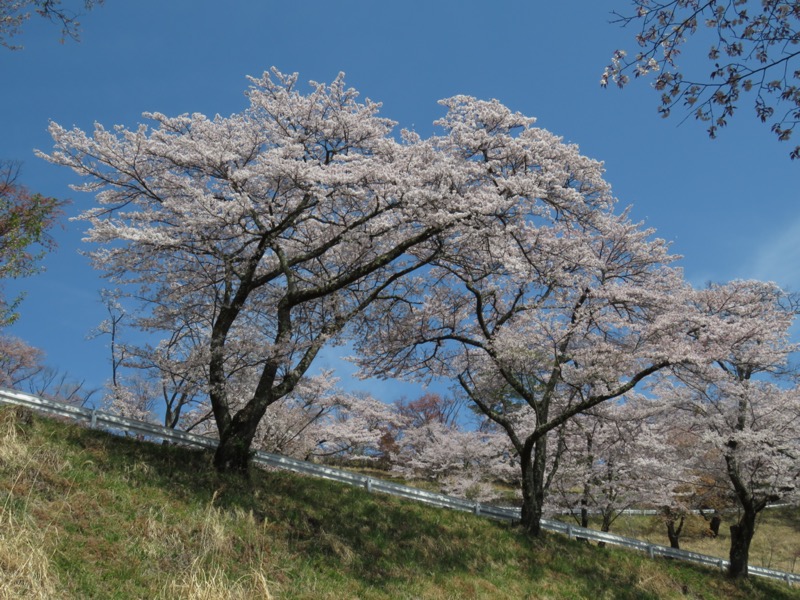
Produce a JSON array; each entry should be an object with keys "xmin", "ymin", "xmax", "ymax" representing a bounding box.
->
[
  {"xmin": 603, "ymin": 0, "xmax": 800, "ymax": 159},
  {"xmin": 0, "ymin": 0, "xmax": 104, "ymax": 50}
]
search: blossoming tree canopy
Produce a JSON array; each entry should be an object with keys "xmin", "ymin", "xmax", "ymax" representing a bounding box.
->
[
  {"xmin": 658, "ymin": 280, "xmax": 800, "ymax": 578},
  {"xmin": 353, "ymin": 150, "xmax": 708, "ymax": 533},
  {"xmin": 39, "ymin": 68, "xmax": 624, "ymax": 475}
]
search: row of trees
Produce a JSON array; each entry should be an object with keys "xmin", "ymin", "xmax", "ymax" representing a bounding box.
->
[
  {"xmin": 97, "ymin": 310, "xmax": 799, "ymax": 581},
  {"xmin": 34, "ymin": 70, "xmax": 799, "ymax": 578}
]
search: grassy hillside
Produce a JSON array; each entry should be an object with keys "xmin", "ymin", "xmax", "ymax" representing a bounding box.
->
[{"xmin": 0, "ymin": 406, "xmax": 797, "ymax": 600}]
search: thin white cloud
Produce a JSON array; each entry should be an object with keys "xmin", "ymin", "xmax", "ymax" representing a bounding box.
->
[{"xmin": 743, "ymin": 217, "xmax": 800, "ymax": 290}]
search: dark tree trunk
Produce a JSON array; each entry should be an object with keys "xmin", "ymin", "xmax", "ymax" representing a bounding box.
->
[
  {"xmin": 666, "ymin": 515, "xmax": 684, "ymax": 549},
  {"xmin": 597, "ymin": 512, "xmax": 613, "ymax": 548},
  {"xmin": 728, "ymin": 509, "xmax": 757, "ymax": 579},
  {"xmin": 212, "ymin": 398, "xmax": 270, "ymax": 475},
  {"xmin": 520, "ymin": 465, "xmax": 543, "ymax": 536},
  {"xmin": 520, "ymin": 437, "xmax": 547, "ymax": 536},
  {"xmin": 213, "ymin": 432, "xmax": 253, "ymax": 474},
  {"xmin": 709, "ymin": 513, "xmax": 721, "ymax": 537}
]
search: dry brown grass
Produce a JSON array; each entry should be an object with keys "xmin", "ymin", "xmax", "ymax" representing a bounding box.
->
[
  {"xmin": 159, "ymin": 560, "xmax": 274, "ymax": 600},
  {"xmin": 0, "ymin": 510, "xmax": 59, "ymax": 600},
  {"xmin": 608, "ymin": 509, "xmax": 800, "ymax": 575},
  {"xmin": 0, "ymin": 408, "xmax": 61, "ymax": 599}
]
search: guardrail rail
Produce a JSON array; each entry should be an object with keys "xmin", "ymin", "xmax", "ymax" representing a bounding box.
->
[{"xmin": 0, "ymin": 387, "xmax": 796, "ymax": 586}]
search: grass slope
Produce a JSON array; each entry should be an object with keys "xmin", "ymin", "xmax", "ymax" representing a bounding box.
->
[{"xmin": 0, "ymin": 406, "xmax": 797, "ymax": 600}]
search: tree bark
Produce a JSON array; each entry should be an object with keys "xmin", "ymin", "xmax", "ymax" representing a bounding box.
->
[
  {"xmin": 666, "ymin": 515, "xmax": 684, "ymax": 549},
  {"xmin": 709, "ymin": 513, "xmax": 721, "ymax": 537},
  {"xmin": 728, "ymin": 509, "xmax": 757, "ymax": 579},
  {"xmin": 213, "ymin": 431, "xmax": 254, "ymax": 474},
  {"xmin": 212, "ymin": 398, "xmax": 270, "ymax": 475},
  {"xmin": 519, "ymin": 437, "xmax": 547, "ymax": 537}
]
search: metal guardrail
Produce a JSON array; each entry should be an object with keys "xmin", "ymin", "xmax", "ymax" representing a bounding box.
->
[{"xmin": 0, "ymin": 387, "xmax": 797, "ymax": 586}]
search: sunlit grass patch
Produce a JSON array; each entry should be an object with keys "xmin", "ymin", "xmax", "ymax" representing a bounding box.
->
[{"xmin": 0, "ymin": 406, "xmax": 796, "ymax": 600}]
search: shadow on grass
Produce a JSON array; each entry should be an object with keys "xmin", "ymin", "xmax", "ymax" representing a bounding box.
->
[{"xmin": 30, "ymin": 413, "xmax": 800, "ymax": 600}]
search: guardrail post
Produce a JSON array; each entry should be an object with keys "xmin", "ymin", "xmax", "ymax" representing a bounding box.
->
[
  {"xmin": 365, "ymin": 478, "xmax": 372, "ymax": 493},
  {"xmin": 647, "ymin": 545, "xmax": 655, "ymax": 560},
  {"xmin": 474, "ymin": 502, "xmax": 481, "ymax": 516},
  {"xmin": 566, "ymin": 524, "xmax": 572, "ymax": 539},
  {"xmin": 718, "ymin": 559, "xmax": 725, "ymax": 572},
  {"xmin": 90, "ymin": 410, "xmax": 97, "ymax": 429}
]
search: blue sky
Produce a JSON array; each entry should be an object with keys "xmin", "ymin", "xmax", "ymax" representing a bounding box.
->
[{"xmin": 2, "ymin": 1, "xmax": 797, "ymax": 402}]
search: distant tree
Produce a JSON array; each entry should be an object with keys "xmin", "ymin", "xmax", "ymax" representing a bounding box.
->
[
  {"xmin": 311, "ymin": 390, "xmax": 405, "ymax": 464},
  {"xmin": 659, "ymin": 280, "xmax": 800, "ymax": 579},
  {"xmin": 643, "ymin": 400, "xmax": 710, "ymax": 549},
  {"xmin": 0, "ymin": 0, "xmax": 104, "ymax": 49},
  {"xmin": 550, "ymin": 400, "xmax": 697, "ymax": 547},
  {"xmin": 390, "ymin": 418, "xmax": 514, "ymax": 502},
  {"xmin": 0, "ymin": 333, "xmax": 96, "ymax": 405},
  {"xmin": 0, "ymin": 160, "xmax": 64, "ymax": 327},
  {"xmin": 395, "ymin": 392, "xmax": 462, "ymax": 429},
  {"xmin": 102, "ymin": 374, "xmax": 157, "ymax": 424},
  {"xmin": 603, "ymin": 1, "xmax": 800, "ymax": 158},
  {"xmin": 25, "ymin": 364, "xmax": 97, "ymax": 405},
  {"xmin": 0, "ymin": 334, "xmax": 43, "ymax": 388}
]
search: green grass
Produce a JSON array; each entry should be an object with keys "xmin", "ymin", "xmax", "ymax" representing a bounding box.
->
[{"xmin": 0, "ymin": 405, "xmax": 797, "ymax": 600}]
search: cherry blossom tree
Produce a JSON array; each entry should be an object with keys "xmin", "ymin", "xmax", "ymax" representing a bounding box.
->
[
  {"xmin": 45, "ymin": 72, "xmax": 655, "ymax": 475},
  {"xmin": 354, "ymin": 95, "xmax": 711, "ymax": 536},
  {"xmin": 659, "ymin": 280, "xmax": 800, "ymax": 578},
  {"xmin": 0, "ymin": 334, "xmax": 43, "ymax": 388},
  {"xmin": 549, "ymin": 408, "xmax": 640, "ymax": 535},
  {"xmin": 311, "ymin": 390, "xmax": 405, "ymax": 463},
  {"xmin": 41, "ymin": 70, "xmax": 490, "ymax": 474},
  {"xmin": 102, "ymin": 374, "xmax": 158, "ymax": 425},
  {"xmin": 390, "ymin": 416, "xmax": 516, "ymax": 502},
  {"xmin": 549, "ymin": 400, "xmax": 697, "ymax": 547},
  {"xmin": 603, "ymin": 1, "xmax": 800, "ymax": 158},
  {"xmin": 641, "ymin": 399, "xmax": 710, "ymax": 549}
]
